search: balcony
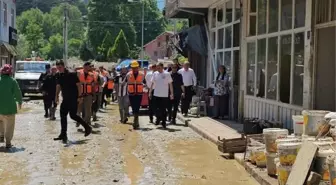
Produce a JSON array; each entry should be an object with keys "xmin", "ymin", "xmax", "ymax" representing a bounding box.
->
[{"xmin": 165, "ymin": 0, "xmax": 217, "ymax": 18}]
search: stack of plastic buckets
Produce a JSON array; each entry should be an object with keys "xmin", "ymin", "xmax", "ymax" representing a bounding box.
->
[{"xmin": 263, "ymin": 128, "xmax": 288, "ymax": 177}]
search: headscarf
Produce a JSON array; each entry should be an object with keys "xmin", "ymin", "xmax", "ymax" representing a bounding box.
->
[{"xmin": 0, "ymin": 64, "xmax": 12, "ymax": 75}]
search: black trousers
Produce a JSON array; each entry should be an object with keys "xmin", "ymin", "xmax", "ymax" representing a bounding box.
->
[
  {"xmin": 181, "ymin": 86, "xmax": 193, "ymax": 114},
  {"xmin": 92, "ymin": 93, "xmax": 99, "ymax": 113},
  {"xmin": 60, "ymin": 99, "xmax": 88, "ymax": 137},
  {"xmin": 148, "ymin": 90, "xmax": 156, "ymax": 121},
  {"xmin": 129, "ymin": 95, "xmax": 142, "ymax": 114},
  {"xmin": 214, "ymin": 94, "xmax": 229, "ymax": 118},
  {"xmin": 167, "ymin": 95, "xmax": 181, "ymax": 121},
  {"xmin": 43, "ymin": 94, "xmax": 56, "ymax": 114},
  {"xmin": 101, "ymin": 87, "xmax": 109, "ymax": 107},
  {"xmin": 155, "ymin": 97, "xmax": 169, "ymax": 123}
]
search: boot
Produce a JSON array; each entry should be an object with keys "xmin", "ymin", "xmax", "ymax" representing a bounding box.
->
[
  {"xmin": 92, "ymin": 112, "xmax": 98, "ymax": 122},
  {"xmin": 133, "ymin": 114, "xmax": 139, "ymax": 129},
  {"xmin": 119, "ymin": 109, "xmax": 124, "ymax": 123},
  {"xmin": 49, "ymin": 107, "xmax": 56, "ymax": 120}
]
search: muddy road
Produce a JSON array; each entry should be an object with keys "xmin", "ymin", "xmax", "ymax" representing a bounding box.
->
[{"xmin": 0, "ymin": 100, "xmax": 258, "ymax": 185}]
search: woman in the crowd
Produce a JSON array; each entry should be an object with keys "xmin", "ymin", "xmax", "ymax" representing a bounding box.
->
[
  {"xmin": 213, "ymin": 65, "xmax": 230, "ymax": 120},
  {"xmin": 0, "ymin": 64, "xmax": 23, "ymax": 148}
]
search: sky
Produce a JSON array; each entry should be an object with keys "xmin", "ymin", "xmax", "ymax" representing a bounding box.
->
[{"xmin": 157, "ymin": 1, "xmax": 164, "ymax": 10}]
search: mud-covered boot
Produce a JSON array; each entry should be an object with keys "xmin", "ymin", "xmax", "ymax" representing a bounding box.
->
[{"xmin": 133, "ymin": 114, "xmax": 139, "ymax": 129}]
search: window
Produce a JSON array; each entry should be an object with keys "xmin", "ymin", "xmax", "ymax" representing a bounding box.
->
[
  {"xmin": 233, "ymin": 23, "xmax": 240, "ymax": 47},
  {"xmin": 292, "ymin": 32, "xmax": 304, "ymax": 106},
  {"xmin": 157, "ymin": 42, "xmax": 160, "ymax": 47},
  {"xmin": 249, "ymin": 16, "xmax": 256, "ymax": 36},
  {"xmin": 165, "ymin": 35, "xmax": 169, "ymax": 42},
  {"xmin": 250, "ymin": 0, "xmax": 257, "ymax": 12},
  {"xmin": 316, "ymin": 0, "xmax": 335, "ymax": 23},
  {"xmin": 217, "ymin": 7, "xmax": 224, "ymax": 25},
  {"xmin": 211, "ymin": 31, "xmax": 216, "ymax": 50},
  {"xmin": 212, "ymin": 8, "xmax": 217, "ymax": 28},
  {"xmin": 257, "ymin": 0, "xmax": 267, "ymax": 34},
  {"xmin": 247, "ymin": 42, "xmax": 256, "ymax": 95},
  {"xmin": 225, "ymin": 26, "xmax": 232, "ymax": 48},
  {"xmin": 154, "ymin": 51, "xmax": 158, "ymax": 57},
  {"xmin": 295, "ymin": 0, "xmax": 306, "ymax": 28},
  {"xmin": 217, "ymin": 28, "xmax": 224, "ymax": 49},
  {"xmin": 280, "ymin": 34, "xmax": 292, "ymax": 103},
  {"xmin": 234, "ymin": 0, "xmax": 241, "ymax": 21},
  {"xmin": 11, "ymin": 8, "xmax": 14, "ymax": 27},
  {"xmin": 268, "ymin": 0, "xmax": 278, "ymax": 33},
  {"xmin": 233, "ymin": 50, "xmax": 240, "ymax": 86},
  {"xmin": 281, "ymin": 0, "xmax": 292, "ymax": 30},
  {"xmin": 332, "ymin": 0, "xmax": 336, "ymax": 21},
  {"xmin": 3, "ymin": 2, "xmax": 7, "ymax": 25},
  {"xmin": 267, "ymin": 37, "xmax": 278, "ymax": 100},
  {"xmin": 224, "ymin": 51, "xmax": 231, "ymax": 75},
  {"xmin": 225, "ymin": 0, "xmax": 233, "ymax": 23},
  {"xmin": 217, "ymin": 52, "xmax": 224, "ymax": 67},
  {"xmin": 256, "ymin": 39, "xmax": 266, "ymax": 98}
]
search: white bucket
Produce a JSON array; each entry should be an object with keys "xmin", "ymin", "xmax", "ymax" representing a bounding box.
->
[
  {"xmin": 292, "ymin": 115, "xmax": 304, "ymax": 136},
  {"xmin": 263, "ymin": 128, "xmax": 288, "ymax": 153},
  {"xmin": 255, "ymin": 150, "xmax": 267, "ymax": 168},
  {"xmin": 278, "ymin": 142, "xmax": 302, "ymax": 166},
  {"xmin": 250, "ymin": 147, "xmax": 264, "ymax": 164},
  {"xmin": 302, "ymin": 110, "xmax": 330, "ymax": 136},
  {"xmin": 277, "ymin": 162, "xmax": 292, "ymax": 185},
  {"xmin": 315, "ymin": 149, "xmax": 335, "ymax": 181},
  {"xmin": 266, "ymin": 152, "xmax": 278, "ymax": 176}
]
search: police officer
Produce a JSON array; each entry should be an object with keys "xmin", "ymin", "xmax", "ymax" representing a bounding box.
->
[
  {"xmin": 77, "ymin": 62, "xmax": 95, "ymax": 126},
  {"xmin": 54, "ymin": 60, "xmax": 92, "ymax": 143},
  {"xmin": 125, "ymin": 61, "xmax": 144, "ymax": 129},
  {"xmin": 39, "ymin": 64, "xmax": 51, "ymax": 118},
  {"xmin": 40, "ymin": 66, "xmax": 58, "ymax": 120}
]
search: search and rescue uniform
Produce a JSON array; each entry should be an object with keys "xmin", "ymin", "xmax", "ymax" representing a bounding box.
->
[
  {"xmin": 77, "ymin": 69, "xmax": 94, "ymax": 125},
  {"xmin": 126, "ymin": 61, "xmax": 144, "ymax": 129}
]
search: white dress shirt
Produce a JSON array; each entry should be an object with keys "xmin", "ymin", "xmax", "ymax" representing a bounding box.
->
[
  {"xmin": 178, "ymin": 68, "xmax": 197, "ymax": 86},
  {"xmin": 145, "ymin": 70, "xmax": 154, "ymax": 88}
]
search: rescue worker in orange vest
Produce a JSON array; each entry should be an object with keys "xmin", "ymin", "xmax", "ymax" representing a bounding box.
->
[
  {"xmin": 106, "ymin": 69, "xmax": 115, "ymax": 102},
  {"xmin": 124, "ymin": 60, "xmax": 144, "ymax": 129},
  {"xmin": 91, "ymin": 65, "xmax": 102, "ymax": 121},
  {"xmin": 99, "ymin": 66, "xmax": 109, "ymax": 108},
  {"xmin": 77, "ymin": 62, "xmax": 95, "ymax": 125}
]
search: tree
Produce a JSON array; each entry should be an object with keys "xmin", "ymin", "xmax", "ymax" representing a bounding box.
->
[
  {"xmin": 68, "ymin": 38, "xmax": 82, "ymax": 57},
  {"xmin": 16, "ymin": 34, "xmax": 30, "ymax": 59},
  {"xmin": 80, "ymin": 41, "xmax": 94, "ymax": 61},
  {"xmin": 17, "ymin": 8, "xmax": 45, "ymax": 35},
  {"xmin": 40, "ymin": 34, "xmax": 64, "ymax": 60},
  {"xmin": 108, "ymin": 29, "xmax": 130, "ymax": 60},
  {"xmin": 25, "ymin": 22, "xmax": 45, "ymax": 53},
  {"xmin": 166, "ymin": 19, "xmax": 189, "ymax": 32},
  {"xmin": 99, "ymin": 31, "xmax": 114, "ymax": 59}
]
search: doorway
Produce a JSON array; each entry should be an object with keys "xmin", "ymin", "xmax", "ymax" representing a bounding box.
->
[{"xmin": 315, "ymin": 26, "xmax": 336, "ymax": 111}]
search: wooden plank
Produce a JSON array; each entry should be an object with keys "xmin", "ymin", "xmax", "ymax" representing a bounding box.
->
[{"xmin": 286, "ymin": 142, "xmax": 318, "ymax": 185}]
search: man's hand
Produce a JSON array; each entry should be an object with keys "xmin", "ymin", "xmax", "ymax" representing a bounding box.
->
[
  {"xmin": 170, "ymin": 94, "xmax": 174, "ymax": 100},
  {"xmin": 149, "ymin": 93, "xmax": 152, "ymax": 100},
  {"xmin": 181, "ymin": 93, "xmax": 185, "ymax": 98},
  {"xmin": 55, "ymin": 96, "xmax": 59, "ymax": 104}
]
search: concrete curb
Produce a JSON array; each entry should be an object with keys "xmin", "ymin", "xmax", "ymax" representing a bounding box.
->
[{"xmin": 176, "ymin": 113, "xmax": 277, "ymax": 185}]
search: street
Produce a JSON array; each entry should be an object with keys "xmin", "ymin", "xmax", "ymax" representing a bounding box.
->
[{"xmin": 0, "ymin": 100, "xmax": 258, "ymax": 185}]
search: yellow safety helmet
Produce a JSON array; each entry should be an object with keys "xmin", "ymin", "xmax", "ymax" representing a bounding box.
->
[{"xmin": 130, "ymin": 60, "xmax": 139, "ymax": 68}]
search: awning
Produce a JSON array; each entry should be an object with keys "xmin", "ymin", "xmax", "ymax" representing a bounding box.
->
[
  {"xmin": 2, "ymin": 42, "xmax": 18, "ymax": 56},
  {"xmin": 165, "ymin": 0, "xmax": 217, "ymax": 18}
]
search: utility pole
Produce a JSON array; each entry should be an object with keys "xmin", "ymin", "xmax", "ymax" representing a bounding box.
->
[
  {"xmin": 63, "ymin": 3, "xmax": 68, "ymax": 66},
  {"xmin": 141, "ymin": 0, "xmax": 144, "ymax": 61}
]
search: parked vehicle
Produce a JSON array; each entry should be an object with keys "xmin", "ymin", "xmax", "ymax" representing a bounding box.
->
[{"xmin": 14, "ymin": 59, "xmax": 51, "ymax": 96}]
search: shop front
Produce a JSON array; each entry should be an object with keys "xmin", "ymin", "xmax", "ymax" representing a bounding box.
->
[
  {"xmin": 208, "ymin": 0, "xmax": 242, "ymax": 120},
  {"xmin": 0, "ymin": 26, "xmax": 17, "ymax": 67},
  {"xmin": 240, "ymin": 0, "xmax": 311, "ymax": 129}
]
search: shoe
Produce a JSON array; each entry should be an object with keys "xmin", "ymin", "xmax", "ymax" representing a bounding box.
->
[
  {"xmin": 76, "ymin": 122, "xmax": 80, "ymax": 127},
  {"xmin": 44, "ymin": 114, "xmax": 49, "ymax": 118},
  {"xmin": 93, "ymin": 115, "xmax": 98, "ymax": 122},
  {"xmin": 54, "ymin": 135, "xmax": 67, "ymax": 143},
  {"xmin": 149, "ymin": 118, "xmax": 153, "ymax": 123},
  {"xmin": 171, "ymin": 119, "xmax": 176, "ymax": 125},
  {"xmin": 155, "ymin": 120, "xmax": 160, "ymax": 125},
  {"xmin": 6, "ymin": 143, "xmax": 12, "ymax": 149},
  {"xmin": 50, "ymin": 117, "xmax": 56, "ymax": 121},
  {"xmin": 84, "ymin": 126, "xmax": 92, "ymax": 137},
  {"xmin": 123, "ymin": 118, "xmax": 128, "ymax": 124},
  {"xmin": 162, "ymin": 122, "xmax": 167, "ymax": 129}
]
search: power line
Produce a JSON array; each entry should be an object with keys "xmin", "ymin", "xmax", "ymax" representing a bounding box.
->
[{"xmin": 69, "ymin": 20, "xmax": 164, "ymax": 24}]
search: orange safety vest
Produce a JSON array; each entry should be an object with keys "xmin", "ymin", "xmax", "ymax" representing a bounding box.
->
[
  {"xmin": 107, "ymin": 78, "xmax": 114, "ymax": 90},
  {"xmin": 78, "ymin": 70, "xmax": 94, "ymax": 94},
  {"xmin": 92, "ymin": 71, "xmax": 99, "ymax": 93},
  {"xmin": 127, "ymin": 71, "xmax": 144, "ymax": 95}
]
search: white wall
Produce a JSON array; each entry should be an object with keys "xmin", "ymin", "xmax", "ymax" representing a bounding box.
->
[{"xmin": 0, "ymin": 0, "xmax": 16, "ymax": 43}]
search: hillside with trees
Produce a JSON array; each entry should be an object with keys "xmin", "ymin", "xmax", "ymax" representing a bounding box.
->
[{"xmin": 16, "ymin": 0, "xmax": 186, "ymax": 62}]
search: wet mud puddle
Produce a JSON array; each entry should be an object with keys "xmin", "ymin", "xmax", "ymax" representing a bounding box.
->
[
  {"xmin": 112, "ymin": 122, "xmax": 144, "ymax": 185},
  {"xmin": 168, "ymin": 139, "xmax": 259, "ymax": 185}
]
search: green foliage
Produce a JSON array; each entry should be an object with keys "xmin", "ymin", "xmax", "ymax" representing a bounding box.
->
[
  {"xmin": 17, "ymin": 3, "xmax": 85, "ymax": 59},
  {"xmin": 108, "ymin": 30, "xmax": 130, "ymax": 61},
  {"xmin": 16, "ymin": 34, "xmax": 30, "ymax": 59},
  {"xmin": 100, "ymin": 31, "xmax": 114, "ymax": 58},
  {"xmin": 80, "ymin": 41, "xmax": 94, "ymax": 61},
  {"xmin": 166, "ymin": 19, "xmax": 189, "ymax": 32}
]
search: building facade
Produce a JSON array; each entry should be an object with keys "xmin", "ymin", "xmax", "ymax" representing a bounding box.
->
[
  {"xmin": 0, "ymin": 0, "xmax": 17, "ymax": 67},
  {"xmin": 143, "ymin": 31, "xmax": 174, "ymax": 62}
]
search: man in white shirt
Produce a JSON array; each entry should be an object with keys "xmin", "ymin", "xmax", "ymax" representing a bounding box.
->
[
  {"xmin": 145, "ymin": 64, "xmax": 157, "ymax": 123},
  {"xmin": 149, "ymin": 62, "xmax": 174, "ymax": 129},
  {"xmin": 178, "ymin": 62, "xmax": 197, "ymax": 117}
]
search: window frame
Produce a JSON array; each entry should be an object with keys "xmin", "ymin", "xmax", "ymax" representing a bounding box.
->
[
  {"xmin": 3, "ymin": 2, "xmax": 7, "ymax": 26},
  {"xmin": 245, "ymin": 0, "xmax": 308, "ymax": 106}
]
